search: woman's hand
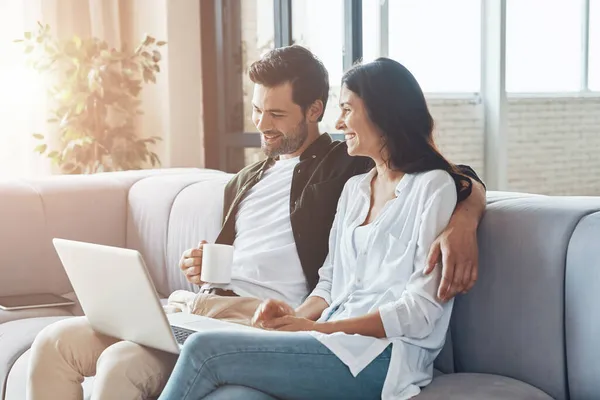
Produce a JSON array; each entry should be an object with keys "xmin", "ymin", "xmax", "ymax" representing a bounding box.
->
[
  {"xmin": 262, "ymin": 315, "xmax": 318, "ymax": 332},
  {"xmin": 252, "ymin": 299, "xmax": 295, "ymax": 328}
]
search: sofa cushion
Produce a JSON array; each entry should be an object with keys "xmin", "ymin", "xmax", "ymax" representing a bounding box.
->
[
  {"xmin": 416, "ymin": 373, "xmax": 552, "ymax": 399},
  {"xmin": 0, "ymin": 316, "xmax": 71, "ymax": 398}
]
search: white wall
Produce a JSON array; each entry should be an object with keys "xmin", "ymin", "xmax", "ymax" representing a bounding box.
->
[{"xmin": 129, "ymin": 0, "xmax": 203, "ymax": 169}]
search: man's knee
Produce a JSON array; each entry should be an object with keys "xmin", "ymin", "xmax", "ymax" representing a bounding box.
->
[
  {"xmin": 96, "ymin": 341, "xmax": 144, "ymax": 375},
  {"xmin": 95, "ymin": 341, "xmax": 176, "ymax": 395},
  {"xmin": 31, "ymin": 317, "xmax": 93, "ymax": 360},
  {"xmin": 97, "ymin": 341, "xmax": 175, "ymax": 377}
]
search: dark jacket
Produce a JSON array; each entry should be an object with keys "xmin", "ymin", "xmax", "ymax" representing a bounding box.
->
[{"xmin": 215, "ymin": 134, "xmax": 482, "ymax": 292}]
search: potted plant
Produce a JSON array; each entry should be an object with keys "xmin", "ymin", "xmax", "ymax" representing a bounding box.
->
[{"xmin": 16, "ymin": 22, "xmax": 165, "ymax": 173}]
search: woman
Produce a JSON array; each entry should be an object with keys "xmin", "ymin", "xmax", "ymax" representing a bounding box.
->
[{"xmin": 158, "ymin": 58, "xmax": 472, "ymax": 400}]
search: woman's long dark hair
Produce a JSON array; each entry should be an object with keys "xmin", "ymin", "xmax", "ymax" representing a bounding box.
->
[{"xmin": 342, "ymin": 58, "xmax": 472, "ymax": 198}]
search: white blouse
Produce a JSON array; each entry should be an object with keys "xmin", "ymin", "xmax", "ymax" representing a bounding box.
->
[{"xmin": 308, "ymin": 168, "xmax": 458, "ymax": 399}]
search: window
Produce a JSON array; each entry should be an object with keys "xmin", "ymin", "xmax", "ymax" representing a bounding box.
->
[
  {"xmin": 242, "ymin": 0, "xmax": 275, "ymax": 132},
  {"xmin": 589, "ymin": 0, "xmax": 600, "ymax": 90},
  {"xmin": 292, "ymin": 0, "xmax": 344, "ymax": 133},
  {"xmin": 506, "ymin": 0, "xmax": 583, "ymax": 92},
  {"xmin": 364, "ymin": 0, "xmax": 481, "ymax": 93}
]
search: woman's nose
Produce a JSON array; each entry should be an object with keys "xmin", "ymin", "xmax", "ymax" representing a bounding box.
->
[{"xmin": 335, "ymin": 116, "xmax": 346, "ymax": 131}]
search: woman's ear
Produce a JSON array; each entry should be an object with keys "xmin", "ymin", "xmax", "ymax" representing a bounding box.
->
[{"xmin": 306, "ymin": 100, "xmax": 324, "ymax": 123}]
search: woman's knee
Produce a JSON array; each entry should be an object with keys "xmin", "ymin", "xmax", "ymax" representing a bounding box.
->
[{"xmin": 181, "ymin": 331, "xmax": 241, "ymax": 361}]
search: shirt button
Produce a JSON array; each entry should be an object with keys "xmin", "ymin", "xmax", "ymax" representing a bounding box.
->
[
  {"xmin": 312, "ymin": 155, "xmax": 316, "ymax": 159},
  {"xmin": 297, "ymin": 169, "xmax": 301, "ymax": 174}
]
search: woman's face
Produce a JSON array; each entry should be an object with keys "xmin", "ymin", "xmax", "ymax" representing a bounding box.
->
[{"xmin": 335, "ymin": 85, "xmax": 385, "ymax": 161}]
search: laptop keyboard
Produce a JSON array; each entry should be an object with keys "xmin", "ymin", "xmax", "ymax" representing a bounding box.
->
[{"xmin": 170, "ymin": 325, "xmax": 196, "ymax": 345}]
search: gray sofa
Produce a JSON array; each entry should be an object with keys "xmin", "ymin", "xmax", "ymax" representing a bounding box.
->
[{"xmin": 1, "ymin": 169, "xmax": 598, "ymax": 399}]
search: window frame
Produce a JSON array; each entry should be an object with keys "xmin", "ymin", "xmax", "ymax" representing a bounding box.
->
[
  {"xmin": 206, "ymin": 0, "xmax": 598, "ymax": 173},
  {"xmin": 207, "ymin": 0, "xmax": 360, "ymax": 172}
]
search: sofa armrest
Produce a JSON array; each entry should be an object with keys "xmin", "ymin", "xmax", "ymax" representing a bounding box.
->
[{"xmin": 565, "ymin": 211, "xmax": 600, "ymax": 399}]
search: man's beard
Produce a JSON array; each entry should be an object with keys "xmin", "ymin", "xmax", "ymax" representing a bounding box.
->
[{"xmin": 261, "ymin": 119, "xmax": 308, "ymax": 158}]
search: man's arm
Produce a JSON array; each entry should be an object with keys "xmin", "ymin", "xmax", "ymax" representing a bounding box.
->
[{"xmin": 425, "ymin": 176, "xmax": 486, "ymax": 301}]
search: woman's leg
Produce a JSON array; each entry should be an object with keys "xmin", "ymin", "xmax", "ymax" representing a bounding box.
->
[
  {"xmin": 203, "ymin": 385, "xmax": 278, "ymax": 400},
  {"xmin": 158, "ymin": 330, "xmax": 390, "ymax": 400}
]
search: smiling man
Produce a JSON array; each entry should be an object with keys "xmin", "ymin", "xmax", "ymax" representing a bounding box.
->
[{"xmin": 27, "ymin": 45, "xmax": 486, "ymax": 400}]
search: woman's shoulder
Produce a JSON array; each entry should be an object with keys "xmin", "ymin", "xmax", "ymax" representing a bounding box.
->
[
  {"xmin": 411, "ymin": 169, "xmax": 454, "ymax": 186},
  {"xmin": 407, "ymin": 170, "xmax": 456, "ymax": 200}
]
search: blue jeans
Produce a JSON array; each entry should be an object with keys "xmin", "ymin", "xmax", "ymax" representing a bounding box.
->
[{"xmin": 158, "ymin": 330, "xmax": 391, "ymax": 400}]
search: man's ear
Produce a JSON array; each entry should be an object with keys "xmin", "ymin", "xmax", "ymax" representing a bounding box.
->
[{"xmin": 306, "ymin": 100, "xmax": 324, "ymax": 123}]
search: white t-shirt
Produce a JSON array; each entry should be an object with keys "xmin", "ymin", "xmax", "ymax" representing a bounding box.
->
[{"xmin": 218, "ymin": 156, "xmax": 308, "ymax": 307}]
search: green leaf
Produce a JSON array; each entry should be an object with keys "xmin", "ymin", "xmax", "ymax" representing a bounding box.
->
[
  {"xmin": 143, "ymin": 34, "xmax": 155, "ymax": 46},
  {"xmin": 24, "ymin": 46, "xmax": 34, "ymax": 54},
  {"xmin": 156, "ymin": 41, "xmax": 166, "ymax": 46},
  {"xmin": 34, "ymin": 144, "xmax": 47, "ymax": 154},
  {"xmin": 13, "ymin": 39, "xmax": 23, "ymax": 43},
  {"xmin": 47, "ymin": 118, "xmax": 58, "ymax": 123},
  {"xmin": 24, "ymin": 32, "xmax": 32, "ymax": 40},
  {"xmin": 75, "ymin": 101, "xmax": 85, "ymax": 114},
  {"xmin": 142, "ymin": 69, "xmax": 152, "ymax": 83},
  {"xmin": 152, "ymin": 50, "xmax": 161, "ymax": 62},
  {"xmin": 73, "ymin": 35, "xmax": 82, "ymax": 49},
  {"xmin": 47, "ymin": 151, "xmax": 59, "ymax": 158},
  {"xmin": 32, "ymin": 133, "xmax": 45, "ymax": 140},
  {"xmin": 141, "ymin": 51, "xmax": 151, "ymax": 59},
  {"xmin": 152, "ymin": 64, "xmax": 160, "ymax": 73}
]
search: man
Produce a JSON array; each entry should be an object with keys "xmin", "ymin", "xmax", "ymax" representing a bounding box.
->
[{"xmin": 27, "ymin": 45, "xmax": 486, "ymax": 400}]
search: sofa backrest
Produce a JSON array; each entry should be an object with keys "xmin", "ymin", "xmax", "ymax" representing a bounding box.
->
[
  {"xmin": 125, "ymin": 171, "xmax": 231, "ymax": 297},
  {"xmin": 443, "ymin": 192, "xmax": 600, "ymax": 400},
  {"xmin": 0, "ymin": 169, "xmax": 215, "ymax": 300}
]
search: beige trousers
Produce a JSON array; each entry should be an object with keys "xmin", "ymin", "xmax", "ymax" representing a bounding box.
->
[{"xmin": 27, "ymin": 294, "xmax": 262, "ymax": 400}]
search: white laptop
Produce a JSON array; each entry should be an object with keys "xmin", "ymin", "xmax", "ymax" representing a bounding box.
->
[{"xmin": 52, "ymin": 238, "xmax": 259, "ymax": 354}]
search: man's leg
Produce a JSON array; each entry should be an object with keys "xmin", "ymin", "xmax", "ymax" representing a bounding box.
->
[
  {"xmin": 190, "ymin": 294, "xmax": 262, "ymax": 325},
  {"xmin": 91, "ymin": 295, "xmax": 259, "ymax": 399},
  {"xmin": 92, "ymin": 341, "xmax": 177, "ymax": 400},
  {"xmin": 158, "ymin": 330, "xmax": 391, "ymax": 400},
  {"xmin": 27, "ymin": 317, "xmax": 120, "ymax": 400}
]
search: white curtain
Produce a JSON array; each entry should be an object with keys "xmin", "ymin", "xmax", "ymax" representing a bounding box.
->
[{"xmin": 0, "ymin": 0, "xmax": 126, "ymax": 179}]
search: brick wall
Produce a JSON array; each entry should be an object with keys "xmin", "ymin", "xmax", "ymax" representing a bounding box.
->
[
  {"xmin": 507, "ymin": 96, "xmax": 600, "ymax": 195},
  {"xmin": 425, "ymin": 95, "xmax": 600, "ymax": 196},
  {"xmin": 428, "ymin": 97, "xmax": 485, "ymax": 181}
]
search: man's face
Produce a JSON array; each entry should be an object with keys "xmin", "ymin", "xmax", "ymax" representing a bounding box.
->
[{"xmin": 252, "ymin": 82, "xmax": 308, "ymax": 158}]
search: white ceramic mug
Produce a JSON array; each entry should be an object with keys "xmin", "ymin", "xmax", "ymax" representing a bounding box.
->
[{"xmin": 201, "ymin": 244, "xmax": 234, "ymax": 284}]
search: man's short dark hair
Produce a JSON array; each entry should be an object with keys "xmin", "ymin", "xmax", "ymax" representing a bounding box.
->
[{"xmin": 249, "ymin": 45, "xmax": 329, "ymax": 122}]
